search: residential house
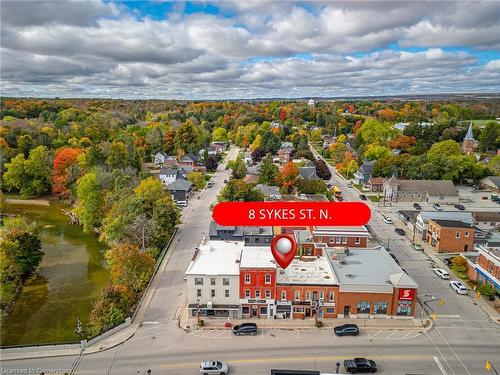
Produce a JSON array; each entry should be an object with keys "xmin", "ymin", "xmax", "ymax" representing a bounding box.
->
[
  {"xmin": 153, "ymin": 152, "xmax": 176, "ymax": 166},
  {"xmin": 479, "ymin": 176, "xmax": 500, "ymax": 193},
  {"xmin": 427, "ymin": 219, "xmax": 475, "ymax": 253},
  {"xmin": 281, "ymin": 141, "xmax": 294, "ymax": 151},
  {"xmin": 158, "ymin": 167, "xmax": 188, "ymax": 186},
  {"xmin": 278, "ymin": 148, "xmax": 292, "ymax": 164},
  {"xmin": 185, "ymin": 241, "xmax": 242, "ymax": 318},
  {"xmin": 353, "ymin": 159, "xmax": 375, "ymax": 185},
  {"xmin": 255, "ymin": 184, "xmax": 282, "ymax": 200},
  {"xmin": 178, "ymin": 153, "xmax": 201, "ymax": 167},
  {"xmin": 299, "ymin": 166, "xmax": 319, "ymax": 180},
  {"xmin": 366, "ymin": 177, "xmax": 386, "ymax": 192},
  {"xmin": 244, "ymin": 151, "xmax": 252, "ymax": 165},
  {"xmin": 382, "ymin": 177, "xmax": 459, "ymax": 204},
  {"xmin": 463, "ymin": 244, "xmax": 499, "ymax": 293},
  {"xmin": 211, "ymin": 141, "xmax": 228, "ymax": 150},
  {"xmin": 394, "ymin": 122, "xmax": 409, "ymax": 131},
  {"xmin": 166, "ymin": 179, "xmax": 192, "ymax": 201}
]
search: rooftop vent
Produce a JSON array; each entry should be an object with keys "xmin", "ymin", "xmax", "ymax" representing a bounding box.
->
[{"xmin": 346, "ymin": 273, "xmax": 354, "ymax": 278}]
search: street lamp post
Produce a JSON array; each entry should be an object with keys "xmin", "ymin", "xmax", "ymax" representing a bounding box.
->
[
  {"xmin": 196, "ymin": 298, "xmax": 201, "ymax": 326},
  {"xmin": 420, "ymin": 294, "xmax": 440, "ymax": 327}
]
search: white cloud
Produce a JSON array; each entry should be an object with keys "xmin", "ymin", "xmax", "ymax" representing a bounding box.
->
[{"xmin": 1, "ymin": 0, "xmax": 498, "ymax": 98}]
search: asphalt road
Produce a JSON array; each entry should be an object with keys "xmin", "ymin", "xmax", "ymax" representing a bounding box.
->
[{"xmin": 2, "ymin": 146, "xmax": 499, "ymax": 375}]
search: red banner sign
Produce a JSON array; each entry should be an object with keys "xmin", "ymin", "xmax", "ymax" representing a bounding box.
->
[
  {"xmin": 398, "ymin": 288, "xmax": 415, "ymax": 301},
  {"xmin": 212, "ymin": 202, "xmax": 371, "ymax": 227}
]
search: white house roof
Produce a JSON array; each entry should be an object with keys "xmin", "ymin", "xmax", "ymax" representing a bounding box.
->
[
  {"xmin": 185, "ymin": 241, "xmax": 243, "ymax": 276},
  {"xmin": 277, "ymin": 256, "xmax": 337, "ymax": 285},
  {"xmin": 240, "ymin": 246, "xmax": 276, "ymax": 269},
  {"xmin": 418, "ymin": 211, "xmax": 473, "ymax": 224}
]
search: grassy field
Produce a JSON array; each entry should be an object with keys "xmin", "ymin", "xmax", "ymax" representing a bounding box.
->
[{"xmin": 464, "ymin": 119, "xmax": 498, "ymax": 127}]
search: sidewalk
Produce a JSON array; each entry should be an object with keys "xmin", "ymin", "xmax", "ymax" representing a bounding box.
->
[{"xmin": 180, "ymin": 315, "xmax": 429, "ymax": 332}]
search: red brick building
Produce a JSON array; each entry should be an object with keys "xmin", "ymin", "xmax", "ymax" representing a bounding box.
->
[
  {"xmin": 427, "ymin": 219, "xmax": 475, "ymax": 253},
  {"xmin": 239, "ymin": 247, "xmax": 277, "ymax": 318},
  {"xmin": 463, "ymin": 245, "xmax": 500, "ymax": 294},
  {"xmin": 312, "ymin": 226, "xmax": 369, "ymax": 248}
]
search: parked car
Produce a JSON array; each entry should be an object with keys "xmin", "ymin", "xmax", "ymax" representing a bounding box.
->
[
  {"xmin": 359, "ymin": 194, "xmax": 367, "ymax": 200},
  {"xmin": 413, "ymin": 203, "xmax": 422, "ymax": 210},
  {"xmin": 411, "ymin": 242, "xmax": 423, "ymax": 251},
  {"xmin": 454, "ymin": 204, "xmax": 465, "ymax": 210},
  {"xmin": 450, "ymin": 280, "xmax": 468, "ymax": 295},
  {"xmin": 389, "ymin": 253, "xmax": 400, "ymax": 265},
  {"xmin": 334, "ymin": 324, "xmax": 359, "ymax": 337},
  {"xmin": 207, "ymin": 181, "xmax": 214, "ymax": 188},
  {"xmin": 395, "ymin": 228, "xmax": 405, "ymax": 236},
  {"xmin": 434, "ymin": 268, "xmax": 451, "ymax": 279},
  {"xmin": 481, "ymin": 196, "xmax": 489, "ymax": 200},
  {"xmin": 347, "ymin": 183, "xmax": 353, "ymax": 188},
  {"xmin": 344, "ymin": 358, "xmax": 377, "ymax": 373},
  {"xmin": 175, "ymin": 200, "xmax": 188, "ymax": 207},
  {"xmin": 223, "ymin": 179, "xmax": 228, "ymax": 183},
  {"xmin": 200, "ymin": 361, "xmax": 229, "ymax": 375},
  {"xmin": 232, "ymin": 322, "xmax": 257, "ymax": 336},
  {"xmin": 433, "ymin": 203, "xmax": 443, "ymax": 211},
  {"xmin": 382, "ymin": 216, "xmax": 393, "ymax": 224}
]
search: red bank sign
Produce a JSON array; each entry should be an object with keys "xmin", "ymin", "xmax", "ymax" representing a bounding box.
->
[
  {"xmin": 398, "ymin": 288, "xmax": 415, "ymax": 301},
  {"xmin": 212, "ymin": 202, "xmax": 371, "ymax": 227}
]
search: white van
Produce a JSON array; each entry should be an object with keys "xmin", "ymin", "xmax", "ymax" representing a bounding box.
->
[{"xmin": 176, "ymin": 200, "xmax": 187, "ymax": 207}]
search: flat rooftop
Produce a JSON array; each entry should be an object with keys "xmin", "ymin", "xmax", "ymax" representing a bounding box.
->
[
  {"xmin": 185, "ymin": 240, "xmax": 242, "ymax": 276},
  {"xmin": 312, "ymin": 226, "xmax": 369, "ymax": 236},
  {"xmin": 326, "ymin": 247, "xmax": 418, "ymax": 289},
  {"xmin": 277, "ymin": 256, "xmax": 338, "ymax": 285},
  {"xmin": 240, "ymin": 246, "xmax": 276, "ymax": 269}
]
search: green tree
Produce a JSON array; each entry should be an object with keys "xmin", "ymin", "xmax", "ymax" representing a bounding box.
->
[
  {"xmin": 106, "ymin": 243, "xmax": 155, "ymax": 293},
  {"xmin": 107, "ymin": 141, "xmax": 128, "ymax": 169},
  {"xmin": 175, "ymin": 120, "xmax": 201, "ymax": 154},
  {"xmin": 9, "ymin": 232, "xmax": 44, "ymax": 275},
  {"xmin": 220, "ymin": 180, "xmax": 265, "ymax": 202},
  {"xmin": 231, "ymin": 156, "xmax": 247, "ymax": 179},
  {"xmin": 359, "ymin": 119, "xmax": 398, "ymax": 146},
  {"xmin": 258, "ymin": 154, "xmax": 279, "ymax": 185},
  {"xmin": 188, "ymin": 172, "xmax": 205, "ymax": 190},
  {"xmin": 74, "ymin": 172, "xmax": 104, "ymax": 233},
  {"xmin": 364, "ymin": 145, "xmax": 391, "ymax": 161},
  {"xmin": 212, "ymin": 127, "xmax": 228, "ymax": 142},
  {"xmin": 427, "ymin": 140, "xmax": 461, "ymax": 161},
  {"xmin": 89, "ymin": 285, "xmax": 134, "ymax": 335},
  {"xmin": 296, "ymin": 179, "xmax": 328, "ymax": 194},
  {"xmin": 479, "ymin": 122, "xmax": 499, "ymax": 152},
  {"xmin": 134, "ymin": 177, "xmax": 165, "ymax": 215}
]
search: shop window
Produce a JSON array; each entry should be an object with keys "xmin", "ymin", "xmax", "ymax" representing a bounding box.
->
[
  {"xmin": 326, "ymin": 308, "xmax": 335, "ymax": 314},
  {"xmin": 374, "ymin": 302, "xmax": 388, "ymax": 314},
  {"xmin": 357, "ymin": 301, "xmax": 371, "ymax": 314},
  {"xmin": 242, "ymin": 306, "xmax": 250, "ymax": 314},
  {"xmin": 260, "ymin": 306, "xmax": 268, "ymax": 315},
  {"xmin": 397, "ymin": 301, "xmax": 412, "ymax": 316}
]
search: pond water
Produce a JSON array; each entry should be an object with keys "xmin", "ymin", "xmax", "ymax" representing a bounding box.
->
[{"xmin": 1, "ymin": 200, "xmax": 110, "ymax": 346}]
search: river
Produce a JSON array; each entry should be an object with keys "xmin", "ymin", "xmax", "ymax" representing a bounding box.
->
[{"xmin": 1, "ymin": 200, "xmax": 110, "ymax": 346}]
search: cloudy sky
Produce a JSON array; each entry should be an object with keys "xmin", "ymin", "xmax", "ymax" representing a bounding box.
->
[{"xmin": 1, "ymin": 0, "xmax": 499, "ymax": 99}]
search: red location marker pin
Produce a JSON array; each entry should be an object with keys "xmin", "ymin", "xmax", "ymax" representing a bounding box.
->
[{"xmin": 271, "ymin": 234, "xmax": 297, "ymax": 269}]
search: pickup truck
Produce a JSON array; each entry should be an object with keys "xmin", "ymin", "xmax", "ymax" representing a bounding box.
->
[{"xmin": 344, "ymin": 358, "xmax": 377, "ymax": 373}]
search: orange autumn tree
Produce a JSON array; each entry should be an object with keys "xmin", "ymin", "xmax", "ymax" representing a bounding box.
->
[
  {"xmin": 277, "ymin": 161, "xmax": 300, "ymax": 193},
  {"xmin": 52, "ymin": 147, "xmax": 83, "ymax": 197},
  {"xmin": 388, "ymin": 135, "xmax": 416, "ymax": 151}
]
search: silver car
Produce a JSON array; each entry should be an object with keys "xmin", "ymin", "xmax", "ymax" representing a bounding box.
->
[
  {"xmin": 450, "ymin": 280, "xmax": 468, "ymax": 295},
  {"xmin": 200, "ymin": 361, "xmax": 229, "ymax": 375}
]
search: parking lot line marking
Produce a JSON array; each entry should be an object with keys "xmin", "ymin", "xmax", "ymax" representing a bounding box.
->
[
  {"xmin": 434, "ymin": 356, "xmax": 448, "ymax": 375},
  {"xmin": 436, "ymin": 315, "xmax": 460, "ymax": 318},
  {"xmin": 142, "ymin": 321, "xmax": 159, "ymax": 325},
  {"xmin": 385, "ymin": 331, "xmax": 398, "ymax": 338},
  {"xmin": 369, "ymin": 329, "xmax": 382, "ymax": 338},
  {"xmin": 296, "ymin": 329, "xmax": 300, "ymax": 338},
  {"xmin": 403, "ymin": 330, "xmax": 415, "ymax": 338}
]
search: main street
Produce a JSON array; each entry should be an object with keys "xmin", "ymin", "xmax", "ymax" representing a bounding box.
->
[{"xmin": 1, "ymin": 146, "xmax": 499, "ymax": 375}]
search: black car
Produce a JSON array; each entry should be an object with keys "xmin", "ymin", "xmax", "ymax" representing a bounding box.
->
[
  {"xmin": 334, "ymin": 324, "xmax": 359, "ymax": 337},
  {"xmin": 444, "ymin": 257, "xmax": 454, "ymax": 267},
  {"xmin": 232, "ymin": 322, "xmax": 257, "ymax": 336},
  {"xmin": 395, "ymin": 228, "xmax": 405, "ymax": 236},
  {"xmin": 389, "ymin": 253, "xmax": 400, "ymax": 265},
  {"xmin": 344, "ymin": 358, "xmax": 377, "ymax": 373},
  {"xmin": 413, "ymin": 203, "xmax": 422, "ymax": 210},
  {"xmin": 455, "ymin": 204, "xmax": 465, "ymax": 210},
  {"xmin": 359, "ymin": 194, "xmax": 367, "ymax": 200}
]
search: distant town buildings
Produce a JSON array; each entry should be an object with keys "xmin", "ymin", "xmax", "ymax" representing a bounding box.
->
[{"xmin": 382, "ymin": 178, "xmax": 459, "ymax": 204}]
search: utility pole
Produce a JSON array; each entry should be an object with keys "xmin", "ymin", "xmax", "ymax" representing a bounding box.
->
[{"xmin": 419, "ymin": 294, "xmax": 442, "ymax": 327}]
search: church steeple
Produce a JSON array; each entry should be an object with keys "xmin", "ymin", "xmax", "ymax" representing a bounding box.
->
[{"xmin": 464, "ymin": 122, "xmax": 475, "ymax": 141}]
